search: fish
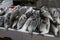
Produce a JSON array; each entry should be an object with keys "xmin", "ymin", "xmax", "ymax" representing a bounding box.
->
[
  {"xmin": 49, "ymin": 8, "xmax": 60, "ymax": 36},
  {"xmin": 19, "ymin": 9, "xmax": 40, "ymax": 33},
  {"xmin": 17, "ymin": 7, "xmax": 33, "ymax": 30},
  {"xmin": 4, "ymin": 5, "xmax": 20, "ymax": 29},
  {"xmin": 40, "ymin": 6, "xmax": 51, "ymax": 35},
  {"xmin": 4, "ymin": 13, "xmax": 11, "ymax": 29},
  {"xmin": 27, "ymin": 16, "xmax": 39, "ymax": 38},
  {"xmin": 27, "ymin": 16, "xmax": 39, "ymax": 34},
  {"xmin": 27, "ymin": 9, "xmax": 40, "ymax": 33},
  {"xmin": 39, "ymin": 17, "xmax": 55, "ymax": 37},
  {"xmin": 19, "ymin": 17, "xmax": 32, "ymax": 32},
  {"xmin": 17, "ymin": 14, "xmax": 27, "ymax": 30}
]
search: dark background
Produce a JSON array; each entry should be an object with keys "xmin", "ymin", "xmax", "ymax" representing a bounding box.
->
[{"xmin": 13, "ymin": 0, "xmax": 60, "ymax": 8}]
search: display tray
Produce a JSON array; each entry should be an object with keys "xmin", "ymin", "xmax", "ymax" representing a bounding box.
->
[{"xmin": 0, "ymin": 27, "xmax": 60, "ymax": 40}]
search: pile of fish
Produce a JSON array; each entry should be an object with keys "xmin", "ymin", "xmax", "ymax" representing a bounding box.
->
[
  {"xmin": 0, "ymin": 5, "xmax": 60, "ymax": 37},
  {"xmin": 0, "ymin": 0, "xmax": 60, "ymax": 37}
]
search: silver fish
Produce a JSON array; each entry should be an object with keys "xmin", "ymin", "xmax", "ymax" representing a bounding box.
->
[
  {"xmin": 49, "ymin": 8, "xmax": 60, "ymax": 36},
  {"xmin": 4, "ymin": 12, "xmax": 11, "ymax": 29},
  {"xmin": 17, "ymin": 14, "xmax": 27, "ymax": 30},
  {"xmin": 27, "ymin": 16, "xmax": 39, "ymax": 34},
  {"xmin": 19, "ymin": 17, "xmax": 32, "ymax": 32},
  {"xmin": 39, "ymin": 18, "xmax": 55, "ymax": 37},
  {"xmin": 4, "ymin": 5, "xmax": 20, "ymax": 29},
  {"xmin": 27, "ymin": 9, "xmax": 40, "ymax": 33},
  {"xmin": 17, "ymin": 7, "xmax": 33, "ymax": 30},
  {"xmin": 19, "ymin": 9, "xmax": 40, "ymax": 32}
]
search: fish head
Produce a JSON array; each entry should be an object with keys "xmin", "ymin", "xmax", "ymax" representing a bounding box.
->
[
  {"xmin": 50, "ymin": 8, "xmax": 60, "ymax": 24},
  {"xmin": 41, "ymin": 6, "xmax": 53, "ymax": 21}
]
